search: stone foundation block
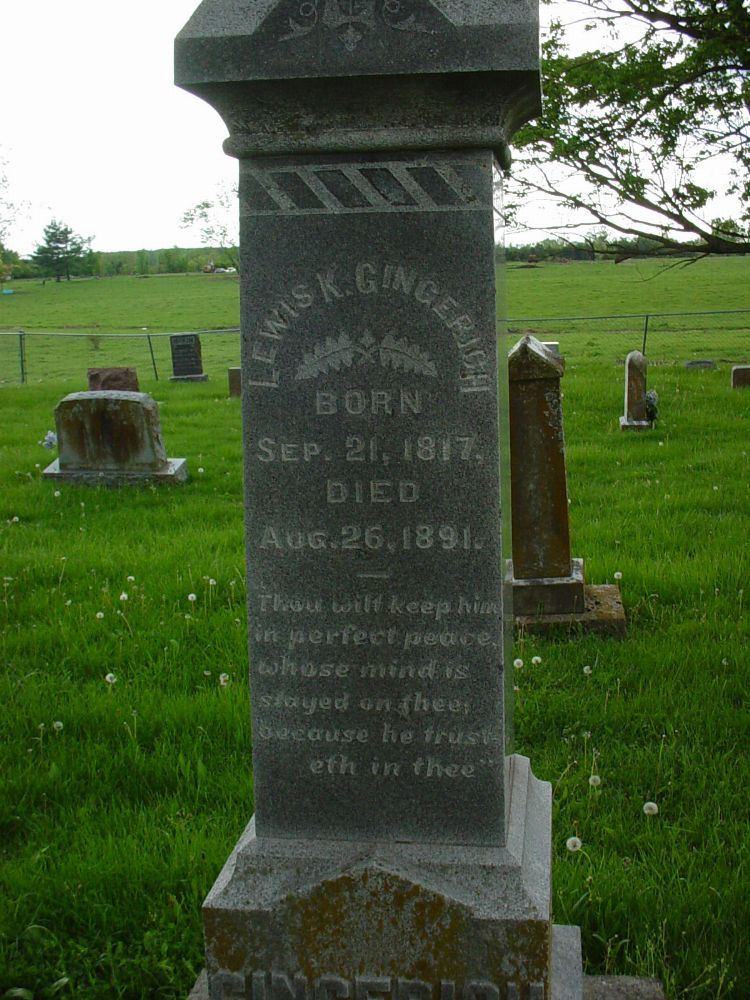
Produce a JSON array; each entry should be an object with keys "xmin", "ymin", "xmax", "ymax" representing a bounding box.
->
[{"xmin": 508, "ymin": 559, "xmax": 585, "ymax": 617}]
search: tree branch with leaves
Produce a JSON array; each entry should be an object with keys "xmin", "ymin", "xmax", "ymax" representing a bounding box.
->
[{"xmin": 505, "ymin": 0, "xmax": 750, "ymax": 258}]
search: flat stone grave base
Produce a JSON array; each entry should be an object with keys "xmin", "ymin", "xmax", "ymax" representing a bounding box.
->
[
  {"xmin": 515, "ymin": 584, "xmax": 626, "ymax": 637},
  {"xmin": 189, "ymin": 963, "xmax": 663, "ymax": 998},
  {"xmin": 170, "ymin": 374, "xmax": 209, "ymax": 382},
  {"xmin": 43, "ymin": 457, "xmax": 188, "ymax": 486},
  {"xmin": 510, "ymin": 558, "xmax": 586, "ymax": 616},
  {"xmin": 619, "ymin": 417, "xmax": 651, "ymax": 432}
]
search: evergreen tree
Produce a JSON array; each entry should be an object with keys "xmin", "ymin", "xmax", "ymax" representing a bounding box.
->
[{"xmin": 32, "ymin": 219, "xmax": 91, "ymax": 281}]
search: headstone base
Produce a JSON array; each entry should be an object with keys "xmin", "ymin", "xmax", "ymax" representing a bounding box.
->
[
  {"xmin": 196, "ymin": 755, "xmax": 582, "ymax": 1000},
  {"xmin": 170, "ymin": 374, "xmax": 209, "ymax": 383},
  {"xmin": 509, "ymin": 558, "xmax": 585, "ymax": 616},
  {"xmin": 618, "ymin": 417, "xmax": 651, "ymax": 432},
  {"xmin": 514, "ymin": 585, "xmax": 626, "ymax": 638},
  {"xmin": 190, "ymin": 971, "xmax": 663, "ymax": 1000},
  {"xmin": 42, "ymin": 457, "xmax": 188, "ymax": 486}
]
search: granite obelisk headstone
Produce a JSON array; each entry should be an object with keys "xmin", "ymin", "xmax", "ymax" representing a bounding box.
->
[
  {"xmin": 177, "ymin": 4, "xmax": 583, "ymax": 999},
  {"xmin": 507, "ymin": 336, "xmax": 584, "ymax": 614},
  {"xmin": 620, "ymin": 351, "xmax": 651, "ymax": 430},
  {"xmin": 507, "ymin": 336, "xmax": 625, "ymax": 635}
]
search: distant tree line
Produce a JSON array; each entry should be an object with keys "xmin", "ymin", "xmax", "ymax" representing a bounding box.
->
[
  {"xmin": 499, "ymin": 231, "xmax": 711, "ymax": 263},
  {"xmin": 2, "ymin": 225, "xmax": 238, "ymax": 281}
]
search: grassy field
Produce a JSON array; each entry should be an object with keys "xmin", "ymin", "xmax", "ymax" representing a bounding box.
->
[
  {"xmin": 1, "ymin": 258, "xmax": 749, "ymax": 999},
  {"xmin": 1, "ymin": 257, "xmax": 749, "ymax": 384}
]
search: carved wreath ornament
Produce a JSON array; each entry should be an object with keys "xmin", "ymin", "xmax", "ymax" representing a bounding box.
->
[{"xmin": 295, "ymin": 332, "xmax": 438, "ymax": 380}]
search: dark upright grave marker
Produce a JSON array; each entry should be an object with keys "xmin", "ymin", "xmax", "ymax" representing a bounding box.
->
[
  {"xmin": 731, "ymin": 365, "xmax": 750, "ymax": 388},
  {"xmin": 170, "ymin": 333, "xmax": 208, "ymax": 381},
  {"xmin": 42, "ymin": 391, "xmax": 188, "ymax": 486},
  {"xmin": 176, "ymin": 2, "xmax": 587, "ymax": 999},
  {"xmin": 620, "ymin": 350, "xmax": 651, "ymax": 431}
]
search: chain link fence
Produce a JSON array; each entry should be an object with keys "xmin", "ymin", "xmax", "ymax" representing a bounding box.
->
[{"xmin": 1, "ymin": 310, "xmax": 748, "ymax": 385}]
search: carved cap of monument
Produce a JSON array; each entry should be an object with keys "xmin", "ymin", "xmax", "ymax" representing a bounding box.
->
[
  {"xmin": 508, "ymin": 334, "xmax": 565, "ymax": 381},
  {"xmin": 174, "ymin": 0, "xmax": 542, "ymax": 166}
]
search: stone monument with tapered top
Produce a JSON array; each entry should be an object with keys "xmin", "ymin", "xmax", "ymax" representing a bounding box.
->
[{"xmin": 177, "ymin": 3, "xmax": 584, "ymax": 999}]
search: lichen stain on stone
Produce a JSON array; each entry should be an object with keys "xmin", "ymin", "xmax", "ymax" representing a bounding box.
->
[{"xmin": 275, "ymin": 867, "xmax": 473, "ymax": 982}]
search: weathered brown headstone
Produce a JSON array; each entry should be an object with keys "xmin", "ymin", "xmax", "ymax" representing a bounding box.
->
[
  {"xmin": 87, "ymin": 367, "xmax": 140, "ymax": 391},
  {"xmin": 507, "ymin": 335, "xmax": 584, "ymax": 615},
  {"xmin": 42, "ymin": 391, "xmax": 187, "ymax": 485},
  {"xmin": 620, "ymin": 351, "xmax": 651, "ymax": 430},
  {"xmin": 228, "ymin": 367, "xmax": 241, "ymax": 398},
  {"xmin": 731, "ymin": 365, "xmax": 750, "ymax": 388}
]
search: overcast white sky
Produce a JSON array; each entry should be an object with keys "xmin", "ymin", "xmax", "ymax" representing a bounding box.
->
[
  {"xmin": 1, "ymin": 1, "xmax": 236, "ymax": 255},
  {"xmin": 0, "ymin": 1, "xmax": 736, "ymax": 255}
]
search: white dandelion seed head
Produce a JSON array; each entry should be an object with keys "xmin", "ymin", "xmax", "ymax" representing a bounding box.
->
[
  {"xmin": 513, "ymin": 658, "xmax": 524, "ymax": 669},
  {"xmin": 95, "ymin": 611, "xmax": 104, "ymax": 620},
  {"xmin": 531, "ymin": 656, "xmax": 542, "ymax": 665},
  {"xmin": 105, "ymin": 673, "xmax": 117, "ymax": 685},
  {"xmin": 188, "ymin": 593, "xmax": 197, "ymax": 602},
  {"xmin": 198, "ymin": 467, "xmax": 205, "ymax": 474},
  {"xmin": 589, "ymin": 774, "xmax": 602, "ymax": 787},
  {"xmin": 614, "ymin": 571, "xmax": 623, "ymax": 580},
  {"xmin": 209, "ymin": 578, "xmax": 217, "ymax": 586},
  {"xmin": 203, "ymin": 671, "xmax": 212, "ymax": 677},
  {"xmin": 127, "ymin": 575, "xmax": 135, "ymax": 582},
  {"xmin": 566, "ymin": 836, "xmax": 582, "ymax": 852},
  {"xmin": 54, "ymin": 490, "xmax": 61, "ymax": 498},
  {"xmin": 119, "ymin": 592, "xmax": 128, "ymax": 601},
  {"xmin": 643, "ymin": 801, "xmax": 659, "ymax": 816},
  {"xmin": 52, "ymin": 721, "xmax": 64, "ymax": 732},
  {"xmin": 38, "ymin": 723, "xmax": 46, "ymax": 730},
  {"xmin": 219, "ymin": 672, "xmax": 230, "ymax": 686},
  {"xmin": 583, "ymin": 665, "xmax": 593, "ymax": 675}
]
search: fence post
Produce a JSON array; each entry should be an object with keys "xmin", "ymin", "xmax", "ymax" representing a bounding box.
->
[
  {"xmin": 19, "ymin": 330, "xmax": 27, "ymax": 384},
  {"xmin": 641, "ymin": 314, "xmax": 650, "ymax": 356},
  {"xmin": 147, "ymin": 334, "xmax": 159, "ymax": 380}
]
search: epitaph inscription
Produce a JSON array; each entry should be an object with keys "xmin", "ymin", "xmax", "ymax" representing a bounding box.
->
[{"xmin": 242, "ymin": 151, "xmax": 507, "ymax": 845}]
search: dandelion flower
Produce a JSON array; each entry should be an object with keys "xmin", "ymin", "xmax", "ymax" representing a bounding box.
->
[
  {"xmin": 188, "ymin": 593, "xmax": 197, "ymax": 603},
  {"xmin": 531, "ymin": 656, "xmax": 542, "ymax": 666},
  {"xmin": 95, "ymin": 611, "xmax": 104, "ymax": 620},
  {"xmin": 589, "ymin": 774, "xmax": 601, "ymax": 787},
  {"xmin": 54, "ymin": 490, "xmax": 61, "ymax": 498},
  {"xmin": 127, "ymin": 575, "xmax": 135, "ymax": 582},
  {"xmin": 203, "ymin": 670, "xmax": 212, "ymax": 677},
  {"xmin": 65, "ymin": 599, "xmax": 72, "ymax": 607},
  {"xmin": 38, "ymin": 723, "xmax": 46, "ymax": 730},
  {"xmin": 198, "ymin": 467, "xmax": 205, "ymax": 474},
  {"xmin": 614, "ymin": 571, "xmax": 623, "ymax": 580},
  {"xmin": 52, "ymin": 721, "xmax": 64, "ymax": 732},
  {"xmin": 219, "ymin": 673, "xmax": 230, "ymax": 686},
  {"xmin": 643, "ymin": 801, "xmax": 659, "ymax": 816},
  {"xmin": 566, "ymin": 836, "xmax": 582, "ymax": 852},
  {"xmin": 119, "ymin": 592, "xmax": 128, "ymax": 602},
  {"xmin": 105, "ymin": 673, "xmax": 117, "ymax": 685},
  {"xmin": 209, "ymin": 578, "xmax": 216, "ymax": 586},
  {"xmin": 513, "ymin": 658, "xmax": 524, "ymax": 669},
  {"xmin": 583, "ymin": 665, "xmax": 592, "ymax": 675}
]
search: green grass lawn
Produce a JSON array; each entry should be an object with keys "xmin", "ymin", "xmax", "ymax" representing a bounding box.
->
[
  {"xmin": 1, "ymin": 259, "xmax": 749, "ymax": 999},
  {"xmin": 1, "ymin": 257, "xmax": 749, "ymax": 384}
]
